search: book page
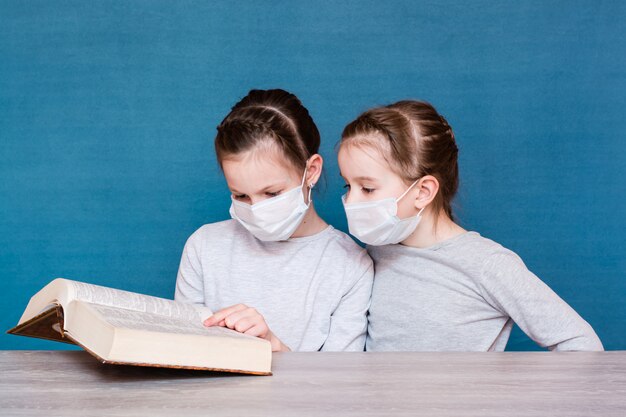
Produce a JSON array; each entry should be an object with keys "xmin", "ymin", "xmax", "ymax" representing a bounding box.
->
[
  {"xmin": 85, "ymin": 302, "xmax": 256, "ymax": 340},
  {"xmin": 67, "ymin": 280, "xmax": 212, "ymax": 323}
]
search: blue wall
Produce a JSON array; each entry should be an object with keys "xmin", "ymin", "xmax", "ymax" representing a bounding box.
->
[{"xmin": 1, "ymin": 1, "xmax": 624, "ymax": 350}]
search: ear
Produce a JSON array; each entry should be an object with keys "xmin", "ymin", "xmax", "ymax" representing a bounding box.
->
[
  {"xmin": 306, "ymin": 154, "xmax": 324, "ymax": 188},
  {"xmin": 413, "ymin": 175, "xmax": 439, "ymax": 210}
]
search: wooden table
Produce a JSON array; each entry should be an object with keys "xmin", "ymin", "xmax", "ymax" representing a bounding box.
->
[{"xmin": 1, "ymin": 351, "xmax": 624, "ymax": 416}]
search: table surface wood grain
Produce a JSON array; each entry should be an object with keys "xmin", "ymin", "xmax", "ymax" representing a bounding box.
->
[{"xmin": 1, "ymin": 350, "xmax": 625, "ymax": 416}]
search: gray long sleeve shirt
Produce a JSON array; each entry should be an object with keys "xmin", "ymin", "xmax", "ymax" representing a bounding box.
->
[
  {"xmin": 175, "ymin": 220, "xmax": 374, "ymax": 351},
  {"xmin": 366, "ymin": 232, "xmax": 603, "ymax": 352}
]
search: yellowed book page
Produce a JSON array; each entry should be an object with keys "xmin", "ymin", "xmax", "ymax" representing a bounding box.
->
[{"xmin": 87, "ymin": 302, "xmax": 255, "ymax": 341}]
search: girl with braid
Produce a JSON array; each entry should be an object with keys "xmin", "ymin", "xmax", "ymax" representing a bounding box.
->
[
  {"xmin": 337, "ymin": 100, "xmax": 602, "ymax": 351},
  {"xmin": 175, "ymin": 89, "xmax": 373, "ymax": 352}
]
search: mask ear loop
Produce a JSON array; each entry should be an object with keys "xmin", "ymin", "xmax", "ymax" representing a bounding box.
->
[
  {"xmin": 302, "ymin": 160, "xmax": 314, "ymax": 206},
  {"xmin": 306, "ymin": 184, "xmax": 313, "ymax": 206},
  {"xmin": 396, "ymin": 179, "xmax": 420, "ymax": 202},
  {"xmin": 397, "ymin": 179, "xmax": 426, "ymax": 218}
]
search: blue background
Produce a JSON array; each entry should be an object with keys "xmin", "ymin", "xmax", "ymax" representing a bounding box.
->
[{"xmin": 1, "ymin": 1, "xmax": 624, "ymax": 350}]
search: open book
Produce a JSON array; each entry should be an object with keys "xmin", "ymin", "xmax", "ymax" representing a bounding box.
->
[{"xmin": 7, "ymin": 278, "xmax": 272, "ymax": 375}]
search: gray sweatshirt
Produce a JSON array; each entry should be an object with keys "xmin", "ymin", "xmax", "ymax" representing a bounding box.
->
[
  {"xmin": 366, "ymin": 232, "xmax": 603, "ymax": 352},
  {"xmin": 175, "ymin": 220, "xmax": 374, "ymax": 351}
]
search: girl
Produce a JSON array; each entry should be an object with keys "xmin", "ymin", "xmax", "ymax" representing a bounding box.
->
[
  {"xmin": 175, "ymin": 89, "xmax": 373, "ymax": 352},
  {"xmin": 337, "ymin": 100, "xmax": 603, "ymax": 351}
]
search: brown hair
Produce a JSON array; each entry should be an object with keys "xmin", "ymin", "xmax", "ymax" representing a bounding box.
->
[
  {"xmin": 340, "ymin": 100, "xmax": 459, "ymax": 220},
  {"xmin": 215, "ymin": 89, "xmax": 320, "ymax": 171}
]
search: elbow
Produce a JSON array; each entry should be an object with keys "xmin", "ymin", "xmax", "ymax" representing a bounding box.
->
[
  {"xmin": 553, "ymin": 326, "xmax": 604, "ymax": 352},
  {"xmin": 584, "ymin": 332, "xmax": 604, "ymax": 352},
  {"xmin": 580, "ymin": 323, "xmax": 604, "ymax": 351}
]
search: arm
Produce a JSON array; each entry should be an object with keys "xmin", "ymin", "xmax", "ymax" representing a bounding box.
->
[
  {"xmin": 478, "ymin": 250, "xmax": 603, "ymax": 351},
  {"xmin": 320, "ymin": 255, "xmax": 374, "ymax": 352},
  {"xmin": 174, "ymin": 229, "xmax": 205, "ymax": 305}
]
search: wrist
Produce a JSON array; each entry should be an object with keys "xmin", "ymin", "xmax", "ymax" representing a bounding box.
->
[{"xmin": 267, "ymin": 331, "xmax": 290, "ymax": 352}]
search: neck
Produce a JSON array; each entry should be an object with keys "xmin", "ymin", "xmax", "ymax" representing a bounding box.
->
[
  {"xmin": 291, "ymin": 203, "xmax": 328, "ymax": 238},
  {"xmin": 401, "ymin": 209, "xmax": 466, "ymax": 249}
]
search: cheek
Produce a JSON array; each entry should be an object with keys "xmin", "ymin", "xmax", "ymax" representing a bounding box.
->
[{"xmin": 395, "ymin": 196, "xmax": 419, "ymax": 219}]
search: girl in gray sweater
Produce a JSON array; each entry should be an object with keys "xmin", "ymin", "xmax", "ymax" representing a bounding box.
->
[
  {"xmin": 337, "ymin": 100, "xmax": 602, "ymax": 352},
  {"xmin": 175, "ymin": 89, "xmax": 373, "ymax": 352}
]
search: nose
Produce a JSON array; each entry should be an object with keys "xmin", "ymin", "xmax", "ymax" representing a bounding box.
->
[
  {"xmin": 343, "ymin": 190, "xmax": 355, "ymax": 205},
  {"xmin": 248, "ymin": 196, "xmax": 266, "ymax": 206}
]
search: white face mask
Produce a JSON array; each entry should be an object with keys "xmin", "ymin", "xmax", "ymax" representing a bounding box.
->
[
  {"xmin": 342, "ymin": 180, "xmax": 424, "ymax": 246},
  {"xmin": 229, "ymin": 168, "xmax": 312, "ymax": 242}
]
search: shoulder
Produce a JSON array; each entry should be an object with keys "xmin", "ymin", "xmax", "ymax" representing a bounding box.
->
[
  {"xmin": 440, "ymin": 232, "xmax": 526, "ymax": 268},
  {"xmin": 463, "ymin": 234, "xmax": 532, "ymax": 287},
  {"xmin": 322, "ymin": 227, "xmax": 374, "ymax": 279},
  {"xmin": 327, "ymin": 227, "xmax": 372, "ymax": 261},
  {"xmin": 185, "ymin": 219, "xmax": 249, "ymax": 248},
  {"xmin": 470, "ymin": 234, "xmax": 526, "ymax": 271}
]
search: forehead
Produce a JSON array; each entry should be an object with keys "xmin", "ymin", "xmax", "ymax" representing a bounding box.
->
[
  {"xmin": 338, "ymin": 141, "xmax": 395, "ymax": 178},
  {"xmin": 221, "ymin": 146, "xmax": 300, "ymax": 191}
]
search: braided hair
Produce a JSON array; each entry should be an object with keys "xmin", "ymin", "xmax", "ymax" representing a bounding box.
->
[{"xmin": 215, "ymin": 89, "xmax": 320, "ymax": 171}]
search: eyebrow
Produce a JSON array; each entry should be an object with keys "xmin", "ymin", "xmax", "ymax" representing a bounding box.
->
[
  {"xmin": 355, "ymin": 176, "xmax": 378, "ymax": 182},
  {"xmin": 230, "ymin": 181, "xmax": 288, "ymax": 195},
  {"xmin": 339, "ymin": 173, "xmax": 378, "ymax": 182}
]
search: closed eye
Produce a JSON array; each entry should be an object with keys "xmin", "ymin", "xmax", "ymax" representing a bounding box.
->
[
  {"xmin": 362, "ymin": 187, "xmax": 375, "ymax": 194},
  {"xmin": 265, "ymin": 191, "xmax": 281, "ymax": 197}
]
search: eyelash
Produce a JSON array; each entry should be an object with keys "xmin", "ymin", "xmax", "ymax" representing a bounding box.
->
[
  {"xmin": 343, "ymin": 184, "xmax": 375, "ymax": 194},
  {"xmin": 234, "ymin": 191, "xmax": 281, "ymax": 200}
]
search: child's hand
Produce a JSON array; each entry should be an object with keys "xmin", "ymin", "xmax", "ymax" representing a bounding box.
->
[{"xmin": 203, "ymin": 304, "xmax": 290, "ymax": 352}]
